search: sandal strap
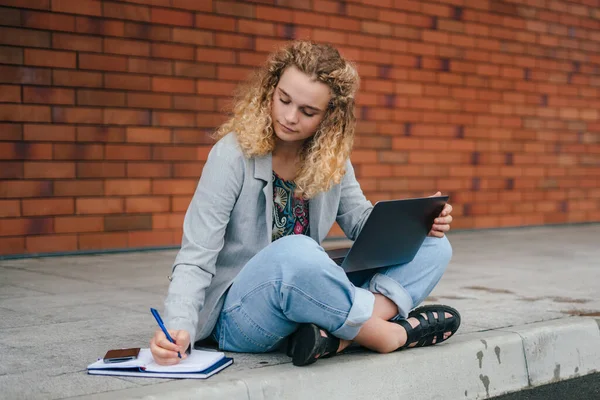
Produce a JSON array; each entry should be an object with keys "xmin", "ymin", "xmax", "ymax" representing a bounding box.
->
[{"xmin": 394, "ymin": 305, "xmax": 462, "ymax": 350}]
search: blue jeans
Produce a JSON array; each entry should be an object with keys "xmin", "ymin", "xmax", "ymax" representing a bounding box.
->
[{"xmin": 212, "ymin": 234, "xmax": 452, "ymax": 353}]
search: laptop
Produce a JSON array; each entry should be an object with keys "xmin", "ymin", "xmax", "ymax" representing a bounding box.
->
[{"xmin": 325, "ymin": 195, "xmax": 449, "ymax": 273}]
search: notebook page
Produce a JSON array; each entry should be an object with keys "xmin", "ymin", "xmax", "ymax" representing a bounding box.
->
[{"xmin": 144, "ymin": 349, "xmax": 225, "ymax": 373}]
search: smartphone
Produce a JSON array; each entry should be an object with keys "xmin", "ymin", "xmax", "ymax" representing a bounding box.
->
[{"xmin": 103, "ymin": 347, "xmax": 141, "ymax": 363}]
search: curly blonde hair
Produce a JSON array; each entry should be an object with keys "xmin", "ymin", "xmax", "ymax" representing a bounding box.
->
[{"xmin": 214, "ymin": 40, "xmax": 360, "ymax": 199}]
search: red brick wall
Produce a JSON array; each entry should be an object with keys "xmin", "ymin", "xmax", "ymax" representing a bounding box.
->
[{"xmin": 1, "ymin": 0, "xmax": 599, "ymax": 256}]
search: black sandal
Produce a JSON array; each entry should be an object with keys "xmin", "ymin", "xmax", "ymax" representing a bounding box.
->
[
  {"xmin": 393, "ymin": 304, "xmax": 461, "ymax": 350},
  {"xmin": 287, "ymin": 323, "xmax": 340, "ymax": 366}
]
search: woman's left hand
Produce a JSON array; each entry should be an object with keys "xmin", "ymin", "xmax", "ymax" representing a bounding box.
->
[{"xmin": 428, "ymin": 191, "xmax": 453, "ymax": 238}]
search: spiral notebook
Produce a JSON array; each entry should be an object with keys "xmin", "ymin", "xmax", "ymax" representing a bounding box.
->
[{"xmin": 87, "ymin": 348, "xmax": 233, "ymax": 379}]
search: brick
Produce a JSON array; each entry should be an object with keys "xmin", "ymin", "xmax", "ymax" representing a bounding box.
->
[
  {"xmin": 24, "ymin": 161, "xmax": 75, "ymax": 178},
  {"xmin": 0, "ymin": 85, "xmax": 20, "ymax": 103},
  {"xmin": 103, "ymin": 38, "xmax": 150, "ymax": 57},
  {"xmin": 127, "ymin": 93, "xmax": 172, "ymax": 109},
  {"xmin": 0, "ymin": 46, "xmax": 23, "ymax": 65},
  {"xmin": 152, "ymin": 179, "xmax": 196, "ymax": 194},
  {"xmin": 23, "ymin": 87, "xmax": 75, "ymax": 105},
  {"xmin": 127, "ymin": 162, "xmax": 172, "ymax": 178},
  {"xmin": 102, "ymin": 1, "xmax": 150, "ymax": 22},
  {"xmin": 77, "ymin": 90, "xmax": 126, "ymax": 107},
  {"xmin": 128, "ymin": 58, "xmax": 173, "ymax": 75},
  {"xmin": 151, "ymin": 42, "xmax": 195, "ymax": 60},
  {"xmin": 24, "ymin": 48, "xmax": 75, "ymax": 68},
  {"xmin": 152, "ymin": 111, "xmax": 196, "ymax": 127},
  {"xmin": 103, "ymin": 109, "xmax": 151, "ymax": 126},
  {"xmin": 79, "ymin": 53, "xmax": 128, "ymax": 72},
  {"xmin": 0, "ymin": 0, "xmax": 49, "ymax": 10},
  {"xmin": 105, "ymin": 144, "xmax": 150, "ymax": 160},
  {"xmin": 52, "ymin": 33, "xmax": 102, "ymax": 52},
  {"xmin": 104, "ymin": 73, "xmax": 151, "ymax": 91},
  {"xmin": 0, "ymin": 217, "xmax": 52, "ymax": 237},
  {"xmin": 0, "ymin": 161, "xmax": 23, "ymax": 178},
  {"xmin": 172, "ymin": 28, "xmax": 213, "ymax": 45},
  {"xmin": 23, "ymin": 124, "xmax": 75, "ymax": 141},
  {"xmin": 76, "ymin": 162, "xmax": 125, "ymax": 178},
  {"xmin": 0, "ymin": 27, "xmax": 49, "ymax": 48},
  {"xmin": 238, "ymin": 19, "xmax": 275, "ymax": 36},
  {"xmin": 51, "ymin": 0, "xmax": 101, "ymax": 16},
  {"xmin": 129, "ymin": 230, "xmax": 179, "ymax": 247},
  {"xmin": 152, "ymin": 146, "xmax": 197, "ymax": 160},
  {"xmin": 26, "ymin": 234, "xmax": 78, "ymax": 253},
  {"xmin": 52, "ymin": 107, "xmax": 103, "ymax": 124},
  {"xmin": 54, "ymin": 180, "xmax": 103, "ymax": 196},
  {"xmin": 53, "ymin": 70, "xmax": 102, "ymax": 88},
  {"xmin": 196, "ymin": 47, "xmax": 235, "ymax": 63},
  {"xmin": 174, "ymin": 62, "xmax": 215, "ymax": 79},
  {"xmin": 52, "ymin": 144, "xmax": 102, "ymax": 161},
  {"xmin": 54, "ymin": 216, "xmax": 103, "ymax": 233},
  {"xmin": 78, "ymin": 232, "xmax": 128, "ymax": 250},
  {"xmin": 172, "ymin": 95, "xmax": 215, "ymax": 111},
  {"xmin": 196, "ymin": 80, "xmax": 236, "ymax": 96},
  {"xmin": 0, "ymin": 199, "xmax": 20, "ymax": 217},
  {"xmin": 152, "ymin": 77, "xmax": 196, "ymax": 93},
  {"xmin": 238, "ymin": 51, "xmax": 268, "ymax": 67},
  {"xmin": 104, "ymin": 214, "xmax": 152, "ymax": 231},
  {"xmin": 22, "ymin": 10, "xmax": 75, "ymax": 32},
  {"xmin": 0, "ymin": 142, "xmax": 52, "ymax": 160},
  {"xmin": 215, "ymin": 0, "xmax": 254, "ymax": 17},
  {"xmin": 125, "ymin": 196, "xmax": 170, "ymax": 212},
  {"xmin": 172, "ymin": 195, "xmax": 192, "ymax": 212},
  {"xmin": 216, "ymin": 33, "xmax": 255, "ymax": 50},
  {"xmin": 124, "ymin": 21, "xmax": 171, "ymax": 41},
  {"xmin": 0, "ymin": 180, "xmax": 53, "ymax": 198},
  {"xmin": 0, "ymin": 105, "xmax": 51, "ymax": 122},
  {"xmin": 153, "ymin": 213, "xmax": 185, "ymax": 229},
  {"xmin": 195, "ymin": 13, "xmax": 236, "ymax": 31},
  {"xmin": 105, "ymin": 179, "xmax": 151, "ymax": 195},
  {"xmin": 197, "ymin": 113, "xmax": 226, "ymax": 128},
  {"xmin": 126, "ymin": 127, "xmax": 171, "ymax": 143},
  {"xmin": 171, "ymin": 0, "xmax": 212, "ymax": 11},
  {"xmin": 22, "ymin": 198, "xmax": 74, "ymax": 216},
  {"xmin": 75, "ymin": 16, "xmax": 125, "ymax": 36},
  {"xmin": 217, "ymin": 66, "xmax": 253, "ymax": 81},
  {"xmin": 173, "ymin": 162, "xmax": 204, "ymax": 177},
  {"xmin": 151, "ymin": 7, "xmax": 194, "ymax": 26},
  {"xmin": 0, "ymin": 66, "xmax": 49, "ymax": 85},
  {"xmin": 76, "ymin": 198, "xmax": 124, "ymax": 214},
  {"xmin": 77, "ymin": 126, "xmax": 124, "ymax": 142}
]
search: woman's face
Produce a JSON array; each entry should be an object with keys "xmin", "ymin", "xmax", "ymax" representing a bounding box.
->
[{"xmin": 271, "ymin": 66, "xmax": 331, "ymax": 145}]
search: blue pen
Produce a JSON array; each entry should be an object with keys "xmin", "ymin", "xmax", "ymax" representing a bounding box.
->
[{"xmin": 150, "ymin": 308, "xmax": 181, "ymax": 358}]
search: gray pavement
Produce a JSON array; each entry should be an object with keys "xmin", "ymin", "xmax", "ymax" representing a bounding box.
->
[{"xmin": 1, "ymin": 224, "xmax": 600, "ymax": 399}]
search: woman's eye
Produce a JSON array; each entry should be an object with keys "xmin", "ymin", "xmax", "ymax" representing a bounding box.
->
[
  {"xmin": 280, "ymin": 98, "xmax": 290, "ymax": 104},
  {"xmin": 302, "ymin": 111, "xmax": 315, "ymax": 117}
]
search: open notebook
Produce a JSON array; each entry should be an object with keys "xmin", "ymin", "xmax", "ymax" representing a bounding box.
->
[{"xmin": 87, "ymin": 348, "xmax": 233, "ymax": 379}]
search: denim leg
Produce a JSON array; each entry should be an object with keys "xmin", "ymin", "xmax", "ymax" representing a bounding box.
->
[
  {"xmin": 213, "ymin": 235, "xmax": 375, "ymax": 353},
  {"xmin": 350, "ymin": 236, "xmax": 453, "ymax": 319}
]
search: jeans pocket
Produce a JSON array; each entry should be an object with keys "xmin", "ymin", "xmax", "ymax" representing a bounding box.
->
[{"xmin": 220, "ymin": 305, "xmax": 284, "ymax": 353}]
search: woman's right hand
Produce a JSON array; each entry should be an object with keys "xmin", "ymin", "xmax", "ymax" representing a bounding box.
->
[{"xmin": 150, "ymin": 328, "xmax": 190, "ymax": 365}]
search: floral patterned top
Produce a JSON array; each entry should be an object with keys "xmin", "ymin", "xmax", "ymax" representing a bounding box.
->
[{"xmin": 272, "ymin": 171, "xmax": 310, "ymax": 242}]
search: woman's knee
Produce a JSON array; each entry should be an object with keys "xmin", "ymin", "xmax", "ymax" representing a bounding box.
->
[{"xmin": 256, "ymin": 235, "xmax": 328, "ymax": 278}]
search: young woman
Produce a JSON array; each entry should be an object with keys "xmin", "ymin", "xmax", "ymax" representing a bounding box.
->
[{"xmin": 150, "ymin": 40, "xmax": 460, "ymax": 367}]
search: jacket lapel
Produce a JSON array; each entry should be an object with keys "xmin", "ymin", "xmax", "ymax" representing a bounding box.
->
[
  {"xmin": 309, "ymin": 192, "xmax": 323, "ymax": 243},
  {"xmin": 254, "ymin": 154, "xmax": 273, "ymax": 241}
]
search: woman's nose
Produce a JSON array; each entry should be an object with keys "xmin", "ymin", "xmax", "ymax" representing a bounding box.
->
[{"xmin": 284, "ymin": 107, "xmax": 299, "ymax": 124}]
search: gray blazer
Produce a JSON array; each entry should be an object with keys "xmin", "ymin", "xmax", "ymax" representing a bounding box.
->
[{"xmin": 164, "ymin": 132, "xmax": 373, "ymax": 343}]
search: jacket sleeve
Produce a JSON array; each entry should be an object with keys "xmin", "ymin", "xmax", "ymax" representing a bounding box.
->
[
  {"xmin": 336, "ymin": 159, "xmax": 373, "ymax": 241},
  {"xmin": 163, "ymin": 136, "xmax": 244, "ymax": 343}
]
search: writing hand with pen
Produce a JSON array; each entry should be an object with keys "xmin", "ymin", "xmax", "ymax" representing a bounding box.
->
[{"xmin": 149, "ymin": 308, "xmax": 190, "ymax": 366}]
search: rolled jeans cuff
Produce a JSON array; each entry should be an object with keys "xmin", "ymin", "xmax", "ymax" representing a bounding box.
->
[
  {"xmin": 330, "ymin": 287, "xmax": 374, "ymax": 341},
  {"xmin": 369, "ymin": 273, "xmax": 414, "ymax": 318}
]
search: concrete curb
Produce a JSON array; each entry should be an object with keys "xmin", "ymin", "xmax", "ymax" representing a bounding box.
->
[{"xmin": 74, "ymin": 317, "xmax": 600, "ymax": 400}]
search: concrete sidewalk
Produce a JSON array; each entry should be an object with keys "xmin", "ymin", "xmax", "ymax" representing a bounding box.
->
[{"xmin": 1, "ymin": 224, "xmax": 599, "ymax": 400}]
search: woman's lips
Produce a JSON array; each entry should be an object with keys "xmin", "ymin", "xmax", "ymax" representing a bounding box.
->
[{"xmin": 279, "ymin": 122, "xmax": 296, "ymax": 133}]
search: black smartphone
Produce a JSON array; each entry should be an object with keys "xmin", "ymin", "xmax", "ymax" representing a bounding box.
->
[{"xmin": 103, "ymin": 347, "xmax": 141, "ymax": 363}]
